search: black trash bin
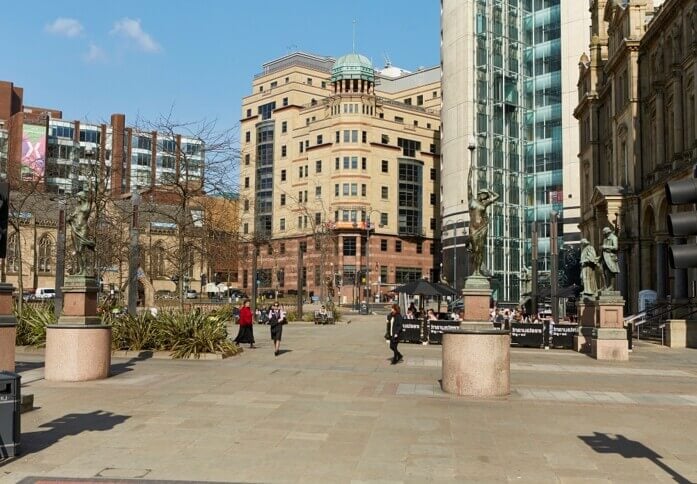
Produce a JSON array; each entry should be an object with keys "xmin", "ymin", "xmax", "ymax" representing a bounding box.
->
[
  {"xmin": 359, "ymin": 303, "xmax": 369, "ymax": 315},
  {"xmin": 0, "ymin": 371, "xmax": 21, "ymax": 458}
]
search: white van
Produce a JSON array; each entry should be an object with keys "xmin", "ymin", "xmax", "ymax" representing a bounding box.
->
[{"xmin": 35, "ymin": 288, "xmax": 56, "ymax": 300}]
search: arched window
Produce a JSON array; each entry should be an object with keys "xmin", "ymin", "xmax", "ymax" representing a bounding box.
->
[
  {"xmin": 151, "ymin": 243, "xmax": 166, "ymax": 278},
  {"xmin": 38, "ymin": 234, "xmax": 54, "ymax": 273},
  {"xmin": 6, "ymin": 232, "xmax": 19, "ymax": 273}
]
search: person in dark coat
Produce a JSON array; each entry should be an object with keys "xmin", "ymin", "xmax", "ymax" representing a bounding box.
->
[
  {"xmin": 388, "ymin": 304, "xmax": 404, "ymax": 365},
  {"xmin": 268, "ymin": 302, "xmax": 285, "ymax": 356},
  {"xmin": 234, "ymin": 300, "xmax": 255, "ymax": 348}
]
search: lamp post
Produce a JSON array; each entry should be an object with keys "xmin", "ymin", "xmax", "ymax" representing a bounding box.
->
[
  {"xmin": 550, "ymin": 210, "xmax": 559, "ymax": 324},
  {"xmin": 54, "ymin": 199, "xmax": 66, "ymax": 320},
  {"xmin": 127, "ymin": 191, "xmax": 140, "ymax": 316},
  {"xmin": 531, "ymin": 220, "xmax": 539, "ymax": 317}
]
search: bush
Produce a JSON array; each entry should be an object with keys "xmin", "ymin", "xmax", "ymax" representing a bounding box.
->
[
  {"xmin": 157, "ymin": 310, "xmax": 242, "ymax": 359},
  {"xmin": 15, "ymin": 302, "xmax": 56, "ymax": 347},
  {"xmin": 111, "ymin": 312, "xmax": 159, "ymax": 351}
]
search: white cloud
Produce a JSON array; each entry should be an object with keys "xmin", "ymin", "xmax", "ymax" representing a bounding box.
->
[
  {"xmin": 83, "ymin": 43, "xmax": 107, "ymax": 63},
  {"xmin": 45, "ymin": 17, "xmax": 84, "ymax": 37},
  {"xmin": 110, "ymin": 17, "xmax": 161, "ymax": 53}
]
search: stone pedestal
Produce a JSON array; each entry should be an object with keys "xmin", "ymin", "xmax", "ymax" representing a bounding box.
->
[
  {"xmin": 441, "ymin": 275, "xmax": 510, "ymax": 398},
  {"xmin": 442, "ymin": 329, "xmax": 510, "ymax": 397},
  {"xmin": 592, "ymin": 291, "xmax": 628, "ymax": 361},
  {"xmin": 0, "ymin": 283, "xmax": 17, "ymax": 372},
  {"xmin": 45, "ymin": 276, "xmax": 111, "ymax": 382},
  {"xmin": 574, "ymin": 299, "xmax": 597, "ymax": 353}
]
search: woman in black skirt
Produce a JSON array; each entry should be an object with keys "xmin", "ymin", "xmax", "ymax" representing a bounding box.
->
[
  {"xmin": 234, "ymin": 300, "xmax": 256, "ymax": 348},
  {"xmin": 268, "ymin": 302, "xmax": 285, "ymax": 356}
]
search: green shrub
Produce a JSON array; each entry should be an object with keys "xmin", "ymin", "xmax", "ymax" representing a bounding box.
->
[
  {"xmin": 111, "ymin": 312, "xmax": 159, "ymax": 351},
  {"xmin": 157, "ymin": 310, "xmax": 242, "ymax": 359},
  {"xmin": 15, "ymin": 303, "xmax": 56, "ymax": 347}
]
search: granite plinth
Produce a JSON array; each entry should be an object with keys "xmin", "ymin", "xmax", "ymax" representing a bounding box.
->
[
  {"xmin": 597, "ymin": 292, "xmax": 624, "ymax": 329},
  {"xmin": 61, "ymin": 275, "xmax": 99, "ymax": 323},
  {"xmin": 574, "ymin": 299, "xmax": 597, "ymax": 353},
  {"xmin": 461, "ymin": 277, "xmax": 491, "ymax": 322},
  {"xmin": 591, "ymin": 328, "xmax": 629, "ymax": 361},
  {"xmin": 0, "ymin": 283, "xmax": 16, "ymax": 372},
  {"xmin": 441, "ymin": 329, "xmax": 510, "ymax": 398},
  {"xmin": 44, "ymin": 325, "xmax": 112, "ymax": 381}
]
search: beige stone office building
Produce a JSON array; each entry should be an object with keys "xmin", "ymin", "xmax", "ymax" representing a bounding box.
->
[
  {"xmin": 239, "ymin": 52, "xmax": 441, "ymax": 304},
  {"xmin": 575, "ymin": 0, "xmax": 697, "ymax": 313}
]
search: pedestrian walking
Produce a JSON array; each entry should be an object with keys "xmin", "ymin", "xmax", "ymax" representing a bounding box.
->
[
  {"xmin": 269, "ymin": 302, "xmax": 285, "ymax": 356},
  {"xmin": 388, "ymin": 304, "xmax": 404, "ymax": 365},
  {"xmin": 234, "ymin": 299, "xmax": 256, "ymax": 348}
]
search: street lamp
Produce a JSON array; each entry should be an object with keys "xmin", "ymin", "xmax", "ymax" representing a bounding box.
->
[
  {"xmin": 550, "ymin": 210, "xmax": 559, "ymax": 324},
  {"xmin": 127, "ymin": 190, "xmax": 140, "ymax": 315}
]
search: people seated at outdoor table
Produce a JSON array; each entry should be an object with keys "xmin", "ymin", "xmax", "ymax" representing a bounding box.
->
[
  {"xmin": 405, "ymin": 309, "xmax": 415, "ymax": 320},
  {"xmin": 427, "ymin": 309, "xmax": 438, "ymax": 321}
]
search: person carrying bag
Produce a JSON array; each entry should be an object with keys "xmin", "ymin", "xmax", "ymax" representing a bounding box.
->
[
  {"xmin": 388, "ymin": 304, "xmax": 404, "ymax": 365},
  {"xmin": 269, "ymin": 302, "xmax": 285, "ymax": 356}
]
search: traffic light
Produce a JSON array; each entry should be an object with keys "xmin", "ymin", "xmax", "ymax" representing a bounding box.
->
[
  {"xmin": 0, "ymin": 182, "xmax": 8, "ymax": 259},
  {"xmin": 666, "ymin": 176, "xmax": 697, "ymax": 268}
]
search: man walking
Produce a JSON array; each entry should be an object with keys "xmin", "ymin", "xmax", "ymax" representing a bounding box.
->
[{"xmin": 388, "ymin": 304, "xmax": 404, "ymax": 364}]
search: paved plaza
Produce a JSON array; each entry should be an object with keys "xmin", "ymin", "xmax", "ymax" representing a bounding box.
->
[{"xmin": 2, "ymin": 315, "xmax": 697, "ymax": 483}]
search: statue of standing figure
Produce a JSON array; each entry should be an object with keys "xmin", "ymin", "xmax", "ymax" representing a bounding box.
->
[
  {"xmin": 466, "ymin": 163, "xmax": 499, "ymax": 276},
  {"xmin": 601, "ymin": 226, "xmax": 620, "ymax": 292},
  {"xmin": 67, "ymin": 189, "xmax": 96, "ymax": 276},
  {"xmin": 580, "ymin": 238, "xmax": 600, "ymax": 298}
]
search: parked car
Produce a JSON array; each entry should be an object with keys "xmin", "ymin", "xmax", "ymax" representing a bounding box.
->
[
  {"xmin": 185, "ymin": 289, "xmax": 198, "ymax": 299},
  {"xmin": 155, "ymin": 290, "xmax": 175, "ymax": 300},
  {"xmin": 35, "ymin": 288, "xmax": 56, "ymax": 300},
  {"xmin": 22, "ymin": 290, "xmax": 35, "ymax": 302}
]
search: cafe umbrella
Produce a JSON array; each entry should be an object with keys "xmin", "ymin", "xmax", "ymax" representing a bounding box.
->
[{"xmin": 393, "ymin": 279, "xmax": 458, "ymax": 343}]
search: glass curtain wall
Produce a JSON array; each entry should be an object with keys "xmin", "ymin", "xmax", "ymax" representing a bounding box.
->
[
  {"xmin": 474, "ymin": 0, "xmax": 527, "ymax": 302},
  {"xmin": 523, "ymin": 0, "xmax": 562, "ymax": 286}
]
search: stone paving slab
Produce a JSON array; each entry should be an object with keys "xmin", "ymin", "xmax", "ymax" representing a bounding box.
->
[{"xmin": 4, "ymin": 316, "xmax": 697, "ymax": 483}]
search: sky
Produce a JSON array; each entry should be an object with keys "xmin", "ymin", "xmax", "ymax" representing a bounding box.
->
[{"xmin": 1, "ymin": 1, "xmax": 440, "ymax": 133}]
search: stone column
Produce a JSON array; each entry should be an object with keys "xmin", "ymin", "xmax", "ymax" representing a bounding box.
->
[
  {"xmin": 656, "ymin": 239, "xmax": 668, "ymax": 300},
  {"xmin": 656, "ymin": 88, "xmax": 665, "ymax": 166},
  {"xmin": 0, "ymin": 283, "xmax": 17, "ymax": 372},
  {"xmin": 673, "ymin": 70, "xmax": 684, "ymax": 158}
]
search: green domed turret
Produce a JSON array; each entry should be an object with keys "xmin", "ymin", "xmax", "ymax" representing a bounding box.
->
[{"xmin": 331, "ymin": 53, "xmax": 374, "ymax": 82}]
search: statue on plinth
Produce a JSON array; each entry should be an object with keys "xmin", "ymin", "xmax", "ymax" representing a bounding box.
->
[
  {"xmin": 600, "ymin": 226, "xmax": 620, "ymax": 292},
  {"xmin": 466, "ymin": 163, "xmax": 499, "ymax": 277},
  {"xmin": 580, "ymin": 238, "xmax": 600, "ymax": 299},
  {"xmin": 520, "ymin": 266, "xmax": 532, "ymax": 296},
  {"xmin": 67, "ymin": 189, "xmax": 96, "ymax": 277}
]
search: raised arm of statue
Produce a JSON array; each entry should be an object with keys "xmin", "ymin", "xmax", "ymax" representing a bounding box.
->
[{"xmin": 467, "ymin": 161, "xmax": 475, "ymax": 206}]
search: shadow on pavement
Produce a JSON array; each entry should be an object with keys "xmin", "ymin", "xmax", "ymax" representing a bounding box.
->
[
  {"xmin": 276, "ymin": 349, "xmax": 293, "ymax": 356},
  {"xmin": 18, "ymin": 410, "xmax": 130, "ymax": 458},
  {"xmin": 579, "ymin": 432, "xmax": 693, "ymax": 484},
  {"xmin": 110, "ymin": 353, "xmax": 153, "ymax": 376},
  {"xmin": 15, "ymin": 361, "xmax": 44, "ymax": 372}
]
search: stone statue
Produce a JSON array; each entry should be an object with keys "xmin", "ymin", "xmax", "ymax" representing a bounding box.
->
[
  {"xmin": 67, "ymin": 190, "xmax": 96, "ymax": 276},
  {"xmin": 520, "ymin": 266, "xmax": 532, "ymax": 296},
  {"xmin": 692, "ymin": 5, "xmax": 697, "ymax": 43},
  {"xmin": 580, "ymin": 238, "xmax": 600, "ymax": 298},
  {"xmin": 600, "ymin": 226, "xmax": 620, "ymax": 291},
  {"xmin": 466, "ymin": 163, "xmax": 499, "ymax": 276}
]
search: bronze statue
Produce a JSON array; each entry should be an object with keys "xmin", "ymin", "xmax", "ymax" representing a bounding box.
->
[
  {"xmin": 600, "ymin": 226, "xmax": 620, "ymax": 291},
  {"xmin": 580, "ymin": 238, "xmax": 600, "ymax": 298},
  {"xmin": 67, "ymin": 189, "xmax": 96, "ymax": 276},
  {"xmin": 466, "ymin": 163, "xmax": 499, "ymax": 276}
]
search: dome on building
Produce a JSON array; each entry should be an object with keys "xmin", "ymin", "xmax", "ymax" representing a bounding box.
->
[{"xmin": 331, "ymin": 53, "xmax": 375, "ymax": 82}]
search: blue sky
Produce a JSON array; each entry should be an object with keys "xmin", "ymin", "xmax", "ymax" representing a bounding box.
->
[{"xmin": 1, "ymin": 1, "xmax": 440, "ymax": 132}]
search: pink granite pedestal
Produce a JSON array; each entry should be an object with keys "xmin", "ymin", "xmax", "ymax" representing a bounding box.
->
[
  {"xmin": 592, "ymin": 291, "xmax": 628, "ymax": 362},
  {"xmin": 0, "ymin": 282, "xmax": 17, "ymax": 372},
  {"xmin": 44, "ymin": 275, "xmax": 111, "ymax": 382},
  {"xmin": 574, "ymin": 299, "xmax": 597, "ymax": 353},
  {"xmin": 441, "ymin": 275, "xmax": 510, "ymax": 398}
]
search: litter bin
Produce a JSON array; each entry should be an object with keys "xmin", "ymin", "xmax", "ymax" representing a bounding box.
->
[
  {"xmin": 359, "ymin": 303, "xmax": 369, "ymax": 315},
  {"xmin": 0, "ymin": 371, "xmax": 21, "ymax": 458}
]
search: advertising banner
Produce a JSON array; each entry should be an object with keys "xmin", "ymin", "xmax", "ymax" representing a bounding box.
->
[{"xmin": 21, "ymin": 123, "xmax": 47, "ymax": 179}]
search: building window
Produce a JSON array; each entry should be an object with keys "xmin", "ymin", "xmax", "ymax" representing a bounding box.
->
[
  {"xmin": 416, "ymin": 241, "xmax": 423, "ymax": 254},
  {"xmin": 380, "ymin": 213, "xmax": 388, "ymax": 226},
  {"xmin": 316, "ymin": 186, "xmax": 321, "ymax": 198},
  {"xmin": 245, "ymin": 154, "xmax": 250, "ymax": 165},
  {"xmin": 430, "ymin": 193, "xmax": 436, "ymax": 205},
  {"xmin": 381, "ymin": 186, "xmax": 388, "ymax": 199},
  {"xmin": 281, "ymin": 169, "xmax": 286, "ymax": 181},
  {"xmin": 430, "ymin": 168, "xmax": 436, "ymax": 180},
  {"xmin": 430, "ymin": 218, "xmax": 436, "ymax": 230},
  {"xmin": 351, "ymin": 183, "xmax": 357, "ymax": 196},
  {"xmin": 315, "ymin": 160, "xmax": 322, "ymax": 173},
  {"xmin": 361, "ymin": 184, "xmax": 367, "ymax": 197},
  {"xmin": 317, "ymin": 135, "xmax": 323, "ymax": 145},
  {"xmin": 244, "ymin": 177, "xmax": 250, "ymax": 189},
  {"xmin": 335, "ymin": 184, "xmax": 339, "ymax": 196},
  {"xmin": 280, "ymin": 243, "xmax": 286, "ymax": 254},
  {"xmin": 335, "ymin": 157, "xmax": 340, "ymax": 170},
  {"xmin": 280, "ymin": 218, "xmax": 285, "ymax": 231},
  {"xmin": 343, "ymin": 237, "xmax": 356, "ymax": 256},
  {"xmin": 380, "ymin": 239, "xmax": 387, "ymax": 251},
  {"xmin": 395, "ymin": 241, "xmax": 402, "ymax": 252},
  {"xmin": 304, "ymin": 165, "xmax": 309, "ymax": 177},
  {"xmin": 315, "ymin": 212, "xmax": 321, "ymax": 225},
  {"xmin": 335, "ymin": 131, "xmax": 340, "ymax": 143},
  {"xmin": 299, "ymin": 166, "xmax": 303, "ymax": 178},
  {"xmin": 343, "ymin": 157, "xmax": 350, "ymax": 169},
  {"xmin": 398, "ymin": 137, "xmax": 421, "ymax": 157},
  {"xmin": 281, "ymin": 145, "xmax": 287, "ymax": 157},
  {"xmin": 37, "ymin": 234, "xmax": 54, "ymax": 273},
  {"xmin": 307, "ymin": 77, "xmax": 313, "ymax": 85},
  {"xmin": 151, "ymin": 243, "xmax": 165, "ymax": 278},
  {"xmin": 343, "ymin": 130, "xmax": 350, "ymax": 143},
  {"xmin": 351, "ymin": 130, "xmax": 358, "ymax": 143},
  {"xmin": 300, "ymin": 241, "xmax": 307, "ymax": 253},
  {"xmin": 351, "ymin": 157, "xmax": 358, "ymax": 169},
  {"xmin": 281, "ymin": 121, "xmax": 288, "ymax": 133},
  {"xmin": 395, "ymin": 116, "xmax": 404, "ymax": 124},
  {"xmin": 243, "ymin": 269, "xmax": 248, "ymax": 288},
  {"xmin": 381, "ymin": 134, "xmax": 389, "ymax": 144},
  {"xmin": 416, "ymin": 95, "xmax": 423, "ymax": 106},
  {"xmin": 404, "ymin": 98, "xmax": 412, "ymax": 105},
  {"xmin": 299, "ymin": 141, "xmax": 304, "ymax": 153},
  {"xmin": 246, "ymin": 108, "xmax": 252, "ymax": 117},
  {"xmin": 362, "ymin": 131, "xmax": 367, "ymax": 143},
  {"xmin": 280, "ymin": 194, "xmax": 286, "ymax": 206},
  {"xmin": 245, "ymin": 131, "xmax": 251, "ymax": 142},
  {"xmin": 361, "ymin": 157, "xmax": 367, "ymax": 170},
  {"xmin": 343, "ymin": 184, "xmax": 349, "ymax": 196},
  {"xmin": 396, "ymin": 267, "xmax": 421, "ymax": 284},
  {"xmin": 382, "ymin": 160, "xmax": 388, "ymax": 173},
  {"xmin": 243, "ymin": 223, "xmax": 248, "ymax": 235},
  {"xmin": 283, "ymin": 97, "xmax": 289, "ymax": 106},
  {"xmin": 244, "ymin": 199, "xmax": 250, "ymax": 211}
]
